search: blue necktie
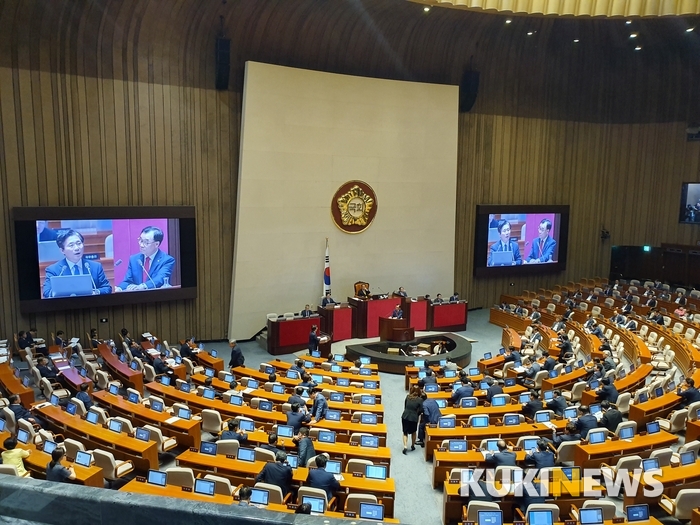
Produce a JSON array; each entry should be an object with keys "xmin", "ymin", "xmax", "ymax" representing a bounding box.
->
[{"xmin": 72, "ymin": 265, "xmax": 80, "ymax": 276}]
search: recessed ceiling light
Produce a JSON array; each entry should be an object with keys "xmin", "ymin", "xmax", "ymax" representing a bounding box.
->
[
  {"xmin": 625, "ymin": 20, "xmax": 632, "ymax": 25},
  {"xmin": 527, "ymin": 31, "xmax": 533, "ymax": 36},
  {"xmin": 630, "ymin": 33, "xmax": 638, "ymax": 38},
  {"xmin": 573, "ymin": 39, "xmax": 580, "ymax": 43},
  {"xmin": 635, "ymin": 46, "xmax": 642, "ymax": 51},
  {"xmin": 505, "ymin": 19, "xmax": 512, "ymax": 24},
  {"xmin": 423, "ymin": 6, "xmax": 430, "ymax": 12},
  {"xmin": 687, "ymin": 27, "xmax": 695, "ymax": 33}
]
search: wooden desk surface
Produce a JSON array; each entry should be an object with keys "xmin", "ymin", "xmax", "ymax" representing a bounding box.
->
[
  {"xmin": 574, "ymin": 431, "xmax": 678, "ymax": 468},
  {"xmin": 303, "ymin": 355, "xmax": 379, "ymax": 371},
  {"xmin": 0, "ymin": 364, "xmax": 35, "ymax": 406},
  {"xmin": 580, "ymin": 363, "xmax": 653, "ymax": 406},
  {"xmin": 34, "ymin": 404, "xmax": 159, "ymax": 471},
  {"xmin": 414, "ymin": 383, "xmax": 528, "ymax": 401},
  {"xmin": 93, "ymin": 390, "xmax": 201, "ymax": 448},
  {"xmin": 194, "ymin": 350, "xmax": 225, "ymax": 372},
  {"xmin": 96, "ymin": 344, "xmax": 144, "ymax": 392},
  {"xmin": 628, "ymin": 392, "xmax": 681, "ymax": 426},
  {"xmin": 623, "ymin": 460, "xmax": 700, "ymax": 506},
  {"xmin": 432, "ymin": 450, "xmax": 529, "ymax": 489},
  {"xmin": 120, "ymin": 478, "xmax": 233, "ymax": 504}
]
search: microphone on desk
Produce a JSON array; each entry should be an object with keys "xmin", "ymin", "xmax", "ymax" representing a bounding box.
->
[
  {"xmin": 114, "ymin": 259, "xmax": 123, "ymax": 267},
  {"xmin": 376, "ymin": 286, "xmax": 388, "ymax": 299},
  {"xmin": 138, "ymin": 259, "xmax": 157, "ymax": 289},
  {"xmin": 399, "ymin": 348, "xmax": 407, "ymax": 356},
  {"xmin": 84, "ymin": 263, "xmax": 99, "ymax": 293}
]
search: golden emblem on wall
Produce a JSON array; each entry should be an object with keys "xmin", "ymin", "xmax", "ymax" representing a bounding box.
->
[{"xmin": 331, "ymin": 180, "xmax": 378, "ymax": 234}]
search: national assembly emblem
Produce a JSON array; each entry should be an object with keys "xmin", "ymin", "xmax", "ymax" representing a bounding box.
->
[{"xmin": 331, "ymin": 181, "xmax": 378, "ymax": 234}]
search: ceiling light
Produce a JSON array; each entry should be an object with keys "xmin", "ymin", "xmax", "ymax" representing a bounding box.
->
[
  {"xmin": 505, "ymin": 19, "xmax": 512, "ymax": 24},
  {"xmin": 635, "ymin": 46, "xmax": 642, "ymax": 51},
  {"xmin": 625, "ymin": 20, "xmax": 632, "ymax": 25},
  {"xmin": 527, "ymin": 31, "xmax": 533, "ymax": 36},
  {"xmin": 573, "ymin": 39, "xmax": 580, "ymax": 43},
  {"xmin": 630, "ymin": 33, "xmax": 638, "ymax": 38},
  {"xmin": 687, "ymin": 27, "xmax": 695, "ymax": 32},
  {"xmin": 423, "ymin": 6, "xmax": 430, "ymax": 12}
]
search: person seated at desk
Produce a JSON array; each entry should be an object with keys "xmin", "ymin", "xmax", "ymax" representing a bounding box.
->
[
  {"xmin": 180, "ymin": 337, "xmax": 194, "ymax": 359},
  {"xmin": 421, "ymin": 368, "xmax": 437, "ymax": 385},
  {"xmin": 120, "ymin": 328, "xmax": 133, "ymax": 350},
  {"xmin": 546, "ymin": 390, "xmax": 567, "ymax": 416},
  {"xmin": 306, "ymin": 454, "xmax": 341, "ymax": 500},
  {"xmin": 444, "ymin": 358, "xmax": 459, "ymax": 372},
  {"xmin": 221, "ymin": 419, "xmax": 248, "ymax": 443},
  {"xmin": 357, "ymin": 283, "xmax": 371, "ymax": 298},
  {"xmin": 202, "ymin": 377, "xmax": 224, "ymax": 400},
  {"xmin": 229, "ymin": 339, "xmax": 245, "ymax": 369},
  {"xmin": 557, "ymin": 336, "xmax": 574, "ymax": 363},
  {"xmin": 562, "ymin": 305, "xmax": 575, "ymax": 321},
  {"xmin": 504, "ymin": 346, "xmax": 522, "ymax": 364},
  {"xmin": 2, "ymin": 437, "xmax": 30, "ymax": 477},
  {"xmin": 46, "ymin": 448, "xmax": 76, "ymax": 483},
  {"xmin": 622, "ymin": 301, "xmax": 634, "ymax": 314},
  {"xmin": 261, "ymin": 433, "xmax": 286, "ymax": 455},
  {"xmin": 622, "ymin": 316, "xmax": 638, "ymax": 331},
  {"xmin": 288, "ymin": 386, "xmax": 308, "ymax": 410},
  {"xmin": 525, "ymin": 440, "xmax": 555, "ymax": 471},
  {"xmin": 648, "ymin": 310, "xmax": 665, "ymax": 325},
  {"xmin": 433, "ymin": 340, "xmax": 448, "ymax": 355},
  {"xmin": 521, "ymin": 358, "xmax": 541, "ymax": 386},
  {"xmin": 395, "ymin": 287, "xmax": 408, "ymax": 298},
  {"xmin": 484, "ymin": 440, "xmax": 517, "ymax": 466},
  {"xmin": 7, "ymin": 394, "xmax": 43, "ymax": 429},
  {"xmin": 595, "ymin": 377, "xmax": 619, "ymax": 403},
  {"xmin": 17, "ymin": 330, "xmax": 42, "ymax": 357},
  {"xmin": 541, "ymin": 350, "xmax": 557, "ymax": 372},
  {"xmin": 522, "ymin": 391, "xmax": 543, "ymax": 419},
  {"xmin": 485, "ymin": 378, "xmax": 504, "ymax": 403},
  {"xmin": 309, "ymin": 388, "xmax": 328, "ymax": 424},
  {"xmin": 675, "ymin": 305, "xmax": 688, "ymax": 318},
  {"xmin": 450, "ymin": 380, "xmax": 474, "ymax": 406},
  {"xmin": 237, "ymin": 486, "xmax": 253, "ymax": 507},
  {"xmin": 89, "ymin": 328, "xmax": 100, "ymax": 349},
  {"xmin": 153, "ymin": 351, "xmax": 174, "ymax": 376},
  {"xmin": 308, "ymin": 325, "xmax": 320, "ymax": 354},
  {"xmin": 602, "ymin": 351, "xmax": 616, "ymax": 371},
  {"xmin": 548, "ymin": 422, "xmax": 581, "ymax": 447},
  {"xmin": 299, "ymin": 373, "xmax": 318, "ymax": 391},
  {"xmin": 645, "ymin": 294, "xmax": 658, "ymax": 308},
  {"xmin": 609, "ymin": 309, "xmax": 624, "ymax": 326},
  {"xmin": 433, "ymin": 294, "xmax": 444, "ymax": 305},
  {"xmin": 321, "ymin": 291, "xmax": 337, "ymax": 307},
  {"xmin": 416, "ymin": 394, "xmax": 441, "ymax": 447},
  {"xmin": 575, "ymin": 405, "xmax": 598, "ymax": 438},
  {"xmin": 530, "ymin": 306, "xmax": 542, "ymax": 323},
  {"xmin": 488, "ymin": 220, "xmax": 522, "ymax": 266},
  {"xmin": 75, "ymin": 383, "xmax": 94, "ymax": 411},
  {"xmin": 287, "ymin": 403, "xmax": 311, "ymax": 434},
  {"xmin": 513, "ymin": 304, "xmax": 525, "ymax": 316},
  {"xmin": 37, "ymin": 356, "xmax": 69, "ymax": 389},
  {"xmin": 54, "ymin": 331, "xmax": 68, "ymax": 347},
  {"xmin": 552, "ymin": 317, "xmax": 567, "ymax": 333},
  {"xmin": 255, "ymin": 450, "xmax": 293, "ymax": 496},
  {"xmin": 390, "ymin": 305, "xmax": 403, "ymax": 319},
  {"xmin": 675, "ymin": 291, "xmax": 687, "ymax": 305},
  {"xmin": 300, "ymin": 304, "xmax": 313, "ymax": 318},
  {"xmin": 589, "ymin": 321, "xmax": 605, "ymax": 340},
  {"xmin": 130, "ymin": 342, "xmax": 148, "ymax": 361},
  {"xmin": 598, "ymin": 400, "xmax": 623, "ymax": 433},
  {"xmin": 587, "ymin": 363, "xmax": 604, "ymax": 384},
  {"xmin": 290, "ymin": 359, "xmax": 306, "ymax": 377},
  {"xmin": 293, "ymin": 427, "xmax": 316, "ymax": 467},
  {"xmin": 678, "ymin": 377, "xmax": 700, "ymax": 408}
]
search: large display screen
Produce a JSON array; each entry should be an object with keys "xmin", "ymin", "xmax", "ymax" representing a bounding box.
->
[
  {"xmin": 473, "ymin": 205, "xmax": 569, "ymax": 277},
  {"xmin": 679, "ymin": 183, "xmax": 700, "ymax": 224},
  {"xmin": 14, "ymin": 207, "xmax": 197, "ymax": 312}
]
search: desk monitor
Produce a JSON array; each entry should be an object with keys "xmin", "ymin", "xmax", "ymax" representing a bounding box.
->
[
  {"xmin": 499, "ymin": 347, "xmax": 507, "ymax": 355},
  {"xmin": 449, "ymin": 440, "xmax": 468, "ymax": 452},
  {"xmin": 589, "ymin": 380, "xmax": 599, "ymax": 390},
  {"xmin": 521, "ymin": 437, "xmax": 539, "ymax": 451},
  {"xmin": 204, "ymin": 368, "xmax": 215, "ymax": 378},
  {"xmin": 469, "ymin": 368, "xmax": 480, "ymax": 376},
  {"xmin": 286, "ymin": 370, "xmax": 299, "ymax": 380},
  {"xmin": 277, "ymin": 425, "xmax": 294, "ymax": 438},
  {"xmin": 237, "ymin": 447, "xmax": 256, "ymax": 462},
  {"xmin": 366, "ymin": 464, "xmax": 387, "ymax": 480},
  {"xmin": 311, "ymin": 350, "xmax": 321, "ymax": 358},
  {"xmin": 519, "ymin": 393, "xmax": 531, "ymax": 404},
  {"xmin": 452, "ymin": 383, "xmax": 462, "ymax": 392},
  {"xmin": 548, "ymin": 370, "xmax": 559, "ymax": 378},
  {"xmin": 483, "ymin": 352, "xmax": 492, "ymax": 360},
  {"xmin": 147, "ymin": 469, "xmax": 167, "ymax": 487},
  {"xmin": 325, "ymin": 460, "xmax": 342, "ymax": 474},
  {"xmin": 336, "ymin": 378, "xmax": 350, "ymax": 387},
  {"xmin": 247, "ymin": 379, "xmax": 259, "ymax": 389},
  {"xmin": 194, "ymin": 478, "xmax": 215, "ymax": 496},
  {"xmin": 200, "ymin": 442, "xmax": 217, "ymax": 456},
  {"xmin": 359, "ymin": 368, "xmax": 372, "ymax": 376},
  {"xmin": 135, "ymin": 428, "xmax": 151, "ymax": 442},
  {"xmin": 250, "ymin": 488, "xmax": 270, "ymax": 506},
  {"xmin": 618, "ymin": 426, "xmax": 635, "ymax": 439},
  {"xmin": 528, "ymin": 510, "xmax": 553, "ymax": 525},
  {"xmin": 129, "ymin": 360, "xmax": 139, "ymax": 371},
  {"xmin": 75, "ymin": 450, "xmax": 92, "ymax": 467},
  {"xmin": 564, "ymin": 365, "xmax": 573, "ymax": 374},
  {"xmin": 43, "ymin": 440, "xmax": 58, "ymax": 454},
  {"xmin": 331, "ymin": 365, "xmax": 342, "ymax": 373},
  {"xmin": 579, "ymin": 507, "xmax": 604, "ymax": 525},
  {"xmin": 229, "ymin": 394, "xmax": 243, "ymax": 406},
  {"xmin": 333, "ymin": 354, "xmax": 344, "ymax": 362},
  {"xmin": 66, "ymin": 402, "xmax": 77, "ymax": 416},
  {"xmin": 127, "ymin": 392, "xmax": 139, "ymax": 404},
  {"xmin": 564, "ymin": 407, "xmax": 578, "ymax": 419},
  {"xmin": 360, "ymin": 357, "xmax": 371, "ymax": 365},
  {"xmin": 478, "ymin": 510, "xmax": 503, "ymax": 525},
  {"xmin": 471, "ymin": 416, "xmax": 489, "ymax": 428},
  {"xmin": 364, "ymin": 380, "xmax": 378, "ymax": 390},
  {"xmin": 86, "ymin": 410, "xmax": 99, "ymax": 424},
  {"xmin": 680, "ymin": 450, "xmax": 696, "ymax": 465},
  {"xmin": 666, "ymin": 380, "xmax": 676, "ymax": 391},
  {"xmin": 50, "ymin": 394, "xmax": 59, "ymax": 406},
  {"xmin": 630, "ymin": 363, "xmax": 636, "ymax": 372},
  {"xmin": 417, "ymin": 371, "xmax": 427, "ymax": 379},
  {"xmin": 360, "ymin": 435, "xmax": 379, "ymax": 448},
  {"xmin": 21, "ymin": 375, "xmax": 31, "ymax": 387},
  {"xmin": 16, "ymin": 428, "xmax": 29, "ymax": 444},
  {"xmin": 436, "ymin": 399, "xmax": 447, "ymax": 408},
  {"xmin": 359, "ymin": 503, "xmax": 385, "ymax": 521},
  {"xmin": 424, "ymin": 384, "xmax": 439, "ymax": 393},
  {"xmin": 504, "ymin": 378, "xmax": 516, "ymax": 387},
  {"xmin": 179, "ymin": 382, "xmax": 190, "ymax": 393},
  {"xmin": 626, "ymin": 504, "xmax": 650, "ymax": 523},
  {"xmin": 303, "ymin": 495, "xmax": 326, "ymax": 514},
  {"xmin": 203, "ymin": 388, "xmax": 216, "ymax": 400},
  {"xmin": 177, "ymin": 407, "xmax": 191, "ymax": 420},
  {"xmin": 175, "ymin": 356, "xmax": 183, "ymax": 365},
  {"xmin": 264, "ymin": 366, "xmax": 275, "ymax": 375},
  {"xmin": 0, "ymin": 419, "xmax": 7, "ymax": 432},
  {"xmin": 361, "ymin": 413, "xmax": 377, "ymax": 425},
  {"xmin": 577, "ymin": 359, "xmax": 585, "ymax": 368},
  {"xmin": 589, "ymin": 403, "xmax": 601, "ymax": 415},
  {"xmin": 484, "ymin": 439, "xmax": 500, "ymax": 451},
  {"xmin": 238, "ymin": 419, "xmax": 255, "ymax": 432},
  {"xmin": 330, "ymin": 393, "xmax": 344, "ymax": 402},
  {"xmin": 653, "ymin": 387, "xmax": 664, "ymax": 398},
  {"xmin": 503, "ymin": 414, "xmax": 521, "ymax": 426},
  {"xmin": 414, "ymin": 360, "xmax": 425, "ymax": 368},
  {"xmin": 479, "ymin": 382, "xmax": 489, "ymax": 390},
  {"xmin": 588, "ymin": 430, "xmax": 607, "ymax": 444},
  {"xmin": 287, "ymin": 454, "xmax": 299, "ymax": 469},
  {"xmin": 361, "ymin": 395, "xmax": 375, "ymax": 405},
  {"xmin": 535, "ymin": 412, "xmax": 550, "ymax": 423},
  {"xmin": 258, "ymin": 401, "xmax": 273, "ymax": 412},
  {"xmin": 618, "ymin": 369, "xmax": 626, "ymax": 379},
  {"xmin": 445, "ymin": 370, "xmax": 457, "ymax": 379},
  {"xmin": 318, "ymin": 431, "xmax": 336, "ymax": 443},
  {"xmin": 439, "ymin": 359, "xmax": 447, "ymax": 367},
  {"xmin": 638, "ymin": 391, "xmax": 648, "ymax": 403},
  {"xmin": 304, "ymin": 360, "xmax": 314, "ymax": 368},
  {"xmin": 108, "ymin": 419, "xmax": 123, "ymax": 433},
  {"xmin": 491, "ymin": 396, "xmax": 506, "ymax": 407},
  {"xmin": 646, "ymin": 421, "xmax": 660, "ymax": 434},
  {"xmin": 561, "ymin": 466, "xmax": 580, "ymax": 481},
  {"xmin": 325, "ymin": 409, "xmax": 341, "ymax": 422},
  {"xmin": 438, "ymin": 417, "xmax": 456, "ymax": 428},
  {"xmin": 460, "ymin": 468, "xmax": 476, "ymax": 483},
  {"xmin": 79, "ymin": 367, "xmax": 88, "ymax": 378},
  {"xmin": 461, "ymin": 398, "xmax": 477, "ymax": 408},
  {"xmin": 119, "ymin": 353, "xmax": 127, "ymax": 363},
  {"xmin": 642, "ymin": 458, "xmax": 660, "ymax": 472},
  {"xmin": 159, "ymin": 376, "xmax": 171, "ymax": 386}
]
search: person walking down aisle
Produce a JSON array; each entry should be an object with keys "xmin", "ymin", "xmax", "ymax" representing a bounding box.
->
[{"xmin": 401, "ymin": 385, "xmax": 423, "ymax": 454}]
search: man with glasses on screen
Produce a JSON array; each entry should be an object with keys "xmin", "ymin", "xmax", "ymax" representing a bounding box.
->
[
  {"xmin": 43, "ymin": 229, "xmax": 112, "ymax": 298},
  {"xmin": 524, "ymin": 219, "xmax": 556, "ymax": 264},
  {"xmin": 115, "ymin": 226, "xmax": 175, "ymax": 291},
  {"xmin": 488, "ymin": 220, "xmax": 522, "ymax": 266}
]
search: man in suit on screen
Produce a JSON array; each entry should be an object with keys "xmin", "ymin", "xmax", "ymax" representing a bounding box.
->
[
  {"xmin": 525, "ymin": 219, "xmax": 557, "ymax": 264},
  {"xmin": 487, "ymin": 220, "xmax": 522, "ymax": 266},
  {"xmin": 42, "ymin": 229, "xmax": 112, "ymax": 297},
  {"xmin": 115, "ymin": 226, "xmax": 175, "ymax": 291}
]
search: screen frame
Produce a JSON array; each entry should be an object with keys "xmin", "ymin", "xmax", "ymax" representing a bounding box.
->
[
  {"xmin": 473, "ymin": 205, "xmax": 570, "ymax": 277},
  {"xmin": 13, "ymin": 206, "xmax": 197, "ymax": 313}
]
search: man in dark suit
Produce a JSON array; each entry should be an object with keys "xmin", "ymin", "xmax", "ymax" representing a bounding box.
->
[
  {"xmin": 522, "ymin": 391, "xmax": 543, "ymax": 419},
  {"xmin": 416, "ymin": 396, "xmax": 441, "ymax": 446},
  {"xmin": 115, "ymin": 226, "xmax": 175, "ymax": 291},
  {"xmin": 300, "ymin": 305, "xmax": 313, "ymax": 318},
  {"xmin": 575, "ymin": 405, "xmax": 598, "ymax": 438},
  {"xmin": 395, "ymin": 287, "xmax": 408, "ymax": 298},
  {"xmin": 525, "ymin": 440, "xmax": 555, "ymax": 471},
  {"xmin": 43, "ymin": 229, "xmax": 112, "ymax": 297},
  {"xmin": 610, "ymin": 309, "xmax": 625, "ymax": 325},
  {"xmin": 623, "ymin": 317, "xmax": 638, "ymax": 331},
  {"xmin": 675, "ymin": 292, "xmax": 687, "ymax": 306},
  {"xmin": 485, "ymin": 440, "xmax": 517, "ymax": 466},
  {"xmin": 255, "ymin": 450, "xmax": 293, "ymax": 495},
  {"xmin": 522, "ymin": 358, "xmax": 541, "ymax": 385},
  {"xmin": 546, "ymin": 390, "xmax": 568, "ymax": 416},
  {"xmin": 488, "ymin": 220, "xmax": 522, "ymax": 266},
  {"xmin": 221, "ymin": 419, "xmax": 248, "ymax": 443},
  {"xmin": 306, "ymin": 454, "xmax": 341, "ymax": 500},
  {"xmin": 552, "ymin": 317, "xmax": 567, "ymax": 333},
  {"xmin": 287, "ymin": 387, "xmax": 308, "ymax": 411},
  {"xmin": 180, "ymin": 337, "xmax": 194, "ymax": 359},
  {"xmin": 596, "ymin": 377, "xmax": 619, "ymax": 403},
  {"xmin": 622, "ymin": 301, "xmax": 633, "ymax": 314},
  {"xmin": 261, "ymin": 433, "xmax": 285, "ymax": 455},
  {"xmin": 551, "ymin": 422, "xmax": 581, "ymax": 446},
  {"xmin": 308, "ymin": 325, "xmax": 320, "ymax": 354},
  {"xmin": 7, "ymin": 395, "xmax": 43, "ymax": 428},
  {"xmin": 54, "ymin": 331, "xmax": 68, "ymax": 347},
  {"xmin": 286, "ymin": 403, "xmax": 311, "ymax": 433},
  {"xmin": 562, "ymin": 306, "xmax": 575, "ymax": 321},
  {"xmin": 450, "ymin": 380, "xmax": 474, "ymax": 406},
  {"xmin": 599, "ymin": 400, "xmax": 623, "ymax": 433},
  {"xmin": 587, "ymin": 363, "xmax": 604, "ymax": 384},
  {"xmin": 37, "ymin": 356, "xmax": 69, "ymax": 389},
  {"xmin": 309, "ymin": 389, "xmax": 328, "ymax": 424},
  {"xmin": 228, "ymin": 339, "xmax": 244, "ymax": 368},
  {"xmin": 678, "ymin": 378, "xmax": 700, "ymax": 408},
  {"xmin": 530, "ymin": 307, "xmax": 542, "ymax": 323},
  {"xmin": 357, "ymin": 284, "xmax": 371, "ymax": 298},
  {"xmin": 422, "ymin": 368, "xmax": 438, "ymax": 385},
  {"xmin": 433, "ymin": 294, "xmax": 445, "ymax": 304},
  {"xmin": 36, "ymin": 220, "xmax": 58, "ymax": 241},
  {"xmin": 503, "ymin": 346, "xmax": 522, "ymax": 364},
  {"xmin": 485, "ymin": 378, "xmax": 504, "ymax": 403},
  {"xmin": 153, "ymin": 351, "xmax": 173, "ymax": 376},
  {"xmin": 541, "ymin": 351, "xmax": 557, "ymax": 372},
  {"xmin": 646, "ymin": 295, "xmax": 657, "ymax": 308},
  {"xmin": 557, "ymin": 336, "xmax": 574, "ymax": 363},
  {"xmin": 390, "ymin": 305, "xmax": 403, "ymax": 319},
  {"xmin": 449, "ymin": 292, "xmax": 459, "ymax": 302},
  {"xmin": 321, "ymin": 292, "xmax": 336, "ymax": 307},
  {"xmin": 525, "ymin": 219, "xmax": 557, "ymax": 263}
]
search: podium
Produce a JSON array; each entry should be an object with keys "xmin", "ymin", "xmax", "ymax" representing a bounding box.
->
[
  {"xmin": 378, "ymin": 317, "xmax": 414, "ymax": 342},
  {"xmin": 316, "ymin": 305, "xmax": 353, "ymax": 342},
  {"xmin": 348, "ymin": 296, "xmax": 395, "ymax": 338}
]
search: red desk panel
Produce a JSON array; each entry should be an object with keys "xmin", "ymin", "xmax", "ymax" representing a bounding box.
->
[
  {"xmin": 317, "ymin": 306, "xmax": 353, "ymax": 342},
  {"xmin": 366, "ymin": 298, "xmax": 397, "ymax": 338},
  {"xmin": 267, "ymin": 316, "xmax": 319, "ymax": 355},
  {"xmin": 407, "ymin": 298, "xmax": 428, "ymax": 331},
  {"xmin": 429, "ymin": 302, "xmax": 468, "ymax": 331}
]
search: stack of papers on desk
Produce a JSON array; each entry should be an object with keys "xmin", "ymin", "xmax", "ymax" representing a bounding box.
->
[
  {"xmin": 165, "ymin": 416, "xmax": 180, "ymax": 424},
  {"xmin": 513, "ymin": 366, "xmax": 527, "ymax": 373},
  {"xmin": 142, "ymin": 333, "xmax": 153, "ymax": 339},
  {"xmin": 543, "ymin": 421, "xmax": 557, "ymax": 430},
  {"xmin": 243, "ymin": 388, "xmax": 256, "ymax": 395}
]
